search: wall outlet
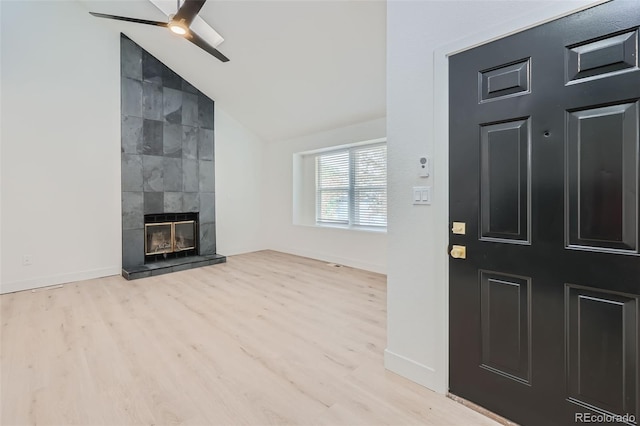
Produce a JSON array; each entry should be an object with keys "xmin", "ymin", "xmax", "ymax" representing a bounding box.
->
[{"xmin": 22, "ymin": 255, "xmax": 33, "ymax": 266}]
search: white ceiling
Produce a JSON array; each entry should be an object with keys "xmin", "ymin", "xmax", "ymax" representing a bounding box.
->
[{"xmin": 78, "ymin": 0, "xmax": 387, "ymax": 142}]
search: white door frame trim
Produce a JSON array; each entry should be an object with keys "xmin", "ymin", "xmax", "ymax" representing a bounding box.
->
[{"xmin": 431, "ymin": 0, "xmax": 607, "ymax": 394}]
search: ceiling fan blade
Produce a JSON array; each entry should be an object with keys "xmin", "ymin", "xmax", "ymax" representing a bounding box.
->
[
  {"xmin": 173, "ymin": 0, "xmax": 207, "ymax": 27},
  {"xmin": 186, "ymin": 31, "xmax": 230, "ymax": 62},
  {"xmin": 89, "ymin": 12, "xmax": 168, "ymax": 28}
]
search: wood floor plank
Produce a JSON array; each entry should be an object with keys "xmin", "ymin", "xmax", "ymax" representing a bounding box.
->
[{"xmin": 1, "ymin": 250, "xmax": 498, "ymax": 426}]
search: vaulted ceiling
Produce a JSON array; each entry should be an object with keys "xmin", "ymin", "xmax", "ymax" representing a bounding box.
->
[{"xmin": 78, "ymin": 0, "xmax": 386, "ymax": 142}]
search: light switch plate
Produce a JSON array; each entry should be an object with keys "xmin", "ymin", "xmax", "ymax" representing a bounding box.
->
[{"xmin": 413, "ymin": 186, "xmax": 431, "ymax": 205}]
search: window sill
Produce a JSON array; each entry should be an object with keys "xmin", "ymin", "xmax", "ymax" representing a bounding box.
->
[{"xmin": 295, "ymin": 223, "xmax": 387, "ymax": 234}]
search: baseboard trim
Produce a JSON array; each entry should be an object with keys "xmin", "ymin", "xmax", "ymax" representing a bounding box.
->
[
  {"xmin": 217, "ymin": 245, "xmax": 269, "ymax": 257},
  {"xmin": 447, "ymin": 393, "xmax": 519, "ymax": 426},
  {"xmin": 0, "ymin": 266, "xmax": 121, "ymax": 294},
  {"xmin": 383, "ymin": 349, "xmax": 446, "ymax": 394},
  {"xmin": 270, "ymin": 247, "xmax": 386, "ymax": 275}
]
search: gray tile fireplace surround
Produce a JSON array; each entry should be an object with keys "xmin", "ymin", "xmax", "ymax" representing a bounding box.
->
[{"xmin": 120, "ymin": 34, "xmax": 225, "ymax": 280}]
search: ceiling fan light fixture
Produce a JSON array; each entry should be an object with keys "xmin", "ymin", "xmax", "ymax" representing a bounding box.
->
[{"xmin": 168, "ymin": 20, "xmax": 188, "ymax": 35}]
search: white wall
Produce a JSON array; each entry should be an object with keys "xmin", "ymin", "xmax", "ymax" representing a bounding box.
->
[
  {"xmin": 215, "ymin": 108, "xmax": 268, "ymax": 255},
  {"xmin": 385, "ymin": 0, "xmax": 601, "ymax": 393},
  {"xmin": 265, "ymin": 118, "xmax": 387, "ymax": 274},
  {"xmin": 1, "ymin": 0, "xmax": 122, "ymax": 293},
  {"xmin": 0, "ymin": 0, "xmax": 267, "ymax": 293}
]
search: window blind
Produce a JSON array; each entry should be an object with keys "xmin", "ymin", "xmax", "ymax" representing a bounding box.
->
[
  {"xmin": 315, "ymin": 143, "xmax": 387, "ymax": 228},
  {"xmin": 316, "ymin": 150, "xmax": 349, "ymax": 224},
  {"xmin": 352, "ymin": 144, "xmax": 387, "ymax": 227}
]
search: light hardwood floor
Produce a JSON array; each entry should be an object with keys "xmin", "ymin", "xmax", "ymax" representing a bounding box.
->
[{"xmin": 1, "ymin": 250, "xmax": 497, "ymax": 426}]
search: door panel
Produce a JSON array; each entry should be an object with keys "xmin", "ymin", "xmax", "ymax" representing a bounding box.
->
[
  {"xmin": 567, "ymin": 102, "xmax": 639, "ymax": 253},
  {"xmin": 449, "ymin": 1, "xmax": 640, "ymax": 425},
  {"xmin": 566, "ymin": 285, "xmax": 638, "ymax": 416},
  {"xmin": 480, "ymin": 271, "xmax": 531, "ymax": 384},
  {"xmin": 480, "ymin": 119, "xmax": 531, "ymax": 243},
  {"xmin": 566, "ymin": 29, "xmax": 639, "ymax": 84},
  {"xmin": 480, "ymin": 58, "xmax": 531, "ymax": 102}
]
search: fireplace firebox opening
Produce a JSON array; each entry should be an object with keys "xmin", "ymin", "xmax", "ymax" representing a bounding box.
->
[{"xmin": 144, "ymin": 213, "xmax": 198, "ymax": 263}]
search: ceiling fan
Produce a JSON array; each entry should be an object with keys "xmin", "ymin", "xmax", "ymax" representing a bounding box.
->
[{"xmin": 90, "ymin": 0, "xmax": 229, "ymax": 62}]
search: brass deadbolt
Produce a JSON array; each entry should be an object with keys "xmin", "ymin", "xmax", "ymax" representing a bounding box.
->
[{"xmin": 452, "ymin": 222, "xmax": 466, "ymax": 235}]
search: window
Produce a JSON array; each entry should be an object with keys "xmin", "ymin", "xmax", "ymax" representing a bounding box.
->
[{"xmin": 315, "ymin": 142, "xmax": 387, "ymax": 228}]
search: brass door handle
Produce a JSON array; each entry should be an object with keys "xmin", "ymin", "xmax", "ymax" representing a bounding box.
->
[{"xmin": 450, "ymin": 245, "xmax": 466, "ymax": 259}]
